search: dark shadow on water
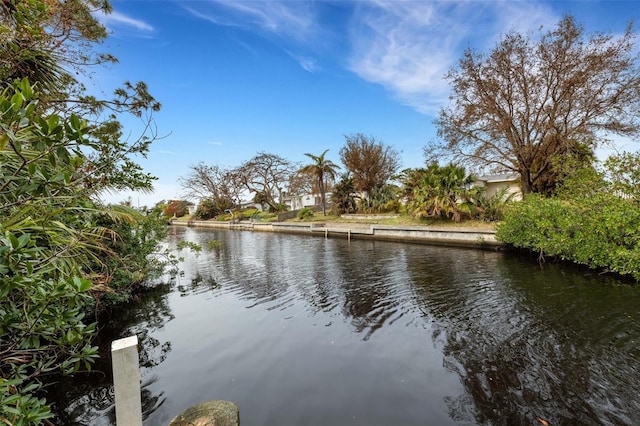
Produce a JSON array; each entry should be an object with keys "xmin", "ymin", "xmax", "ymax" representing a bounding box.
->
[
  {"xmin": 47, "ymin": 283, "xmax": 175, "ymax": 425},
  {"xmin": 408, "ymin": 251, "xmax": 640, "ymax": 425}
]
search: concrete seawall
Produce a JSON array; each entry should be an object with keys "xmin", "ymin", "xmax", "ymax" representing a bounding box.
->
[{"xmin": 172, "ymin": 219, "xmax": 501, "ymax": 249}]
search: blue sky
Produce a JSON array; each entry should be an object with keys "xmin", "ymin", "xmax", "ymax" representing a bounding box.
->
[{"xmin": 93, "ymin": 0, "xmax": 639, "ymax": 207}]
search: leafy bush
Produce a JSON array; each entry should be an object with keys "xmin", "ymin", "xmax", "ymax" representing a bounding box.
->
[
  {"xmin": 94, "ymin": 207, "xmax": 171, "ymax": 303},
  {"xmin": 297, "ymin": 207, "xmax": 314, "ymax": 220},
  {"xmin": 331, "ymin": 173, "xmax": 358, "ymax": 215},
  {"xmin": 0, "ymin": 81, "xmax": 170, "ymax": 423},
  {"xmin": 1, "ymin": 377, "xmax": 56, "ymax": 425},
  {"xmin": 195, "ymin": 199, "xmax": 218, "ymax": 220},
  {"xmin": 243, "ymin": 208, "xmax": 260, "ymax": 217},
  {"xmin": 472, "ymin": 187, "xmax": 517, "ymax": 222},
  {"xmin": 497, "ymin": 193, "xmax": 640, "ymax": 280},
  {"xmin": 406, "ymin": 163, "xmax": 475, "ymax": 222},
  {"xmin": 383, "ymin": 199, "xmax": 401, "ymax": 213},
  {"xmin": 361, "ymin": 184, "xmax": 400, "ymax": 213},
  {"xmin": 1, "ymin": 81, "xmax": 100, "ymax": 422}
]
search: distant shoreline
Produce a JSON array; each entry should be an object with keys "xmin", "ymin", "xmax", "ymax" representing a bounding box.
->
[{"xmin": 170, "ymin": 219, "xmax": 501, "ymax": 250}]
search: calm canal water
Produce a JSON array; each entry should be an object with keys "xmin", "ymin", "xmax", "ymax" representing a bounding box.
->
[{"xmin": 50, "ymin": 226, "xmax": 640, "ymax": 425}]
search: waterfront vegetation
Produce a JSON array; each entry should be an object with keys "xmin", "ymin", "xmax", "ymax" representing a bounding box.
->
[
  {"xmin": 497, "ymin": 158, "xmax": 640, "ymax": 280},
  {"xmin": 178, "ymin": 207, "xmax": 499, "ymax": 230},
  {"xmin": 0, "ymin": 79, "xmax": 172, "ymax": 425},
  {"xmin": 0, "ymin": 1, "xmax": 169, "ymax": 423}
]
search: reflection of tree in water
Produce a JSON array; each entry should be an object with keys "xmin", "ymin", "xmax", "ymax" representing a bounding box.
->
[
  {"xmin": 409, "ymin": 251, "xmax": 640, "ymax": 425},
  {"xmin": 297, "ymin": 242, "xmax": 345, "ymax": 314},
  {"xmin": 341, "ymin": 278, "xmax": 394, "ymax": 340},
  {"xmin": 174, "ymin": 229, "xmax": 408, "ymax": 340},
  {"xmin": 331, "ymin": 242, "xmax": 407, "ymax": 340},
  {"xmin": 437, "ymin": 322, "xmax": 570, "ymax": 424},
  {"xmin": 48, "ymin": 283, "xmax": 175, "ymax": 425},
  {"xmin": 177, "ymin": 271, "xmax": 220, "ymax": 296}
]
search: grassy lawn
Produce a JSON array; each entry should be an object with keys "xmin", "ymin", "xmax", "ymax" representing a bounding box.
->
[
  {"xmin": 173, "ymin": 211, "xmax": 497, "ymax": 231},
  {"xmin": 291, "ymin": 212, "xmax": 497, "ymax": 230},
  {"xmin": 173, "ymin": 215, "xmax": 192, "ymax": 222}
]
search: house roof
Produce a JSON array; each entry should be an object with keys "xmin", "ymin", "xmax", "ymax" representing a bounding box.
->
[{"xmin": 476, "ymin": 174, "xmax": 519, "ymax": 183}]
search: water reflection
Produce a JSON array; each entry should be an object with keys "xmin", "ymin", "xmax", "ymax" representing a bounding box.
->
[
  {"xmin": 333, "ymin": 242, "xmax": 413, "ymax": 340},
  {"xmin": 49, "ymin": 284, "xmax": 175, "ymax": 425},
  {"xmin": 408, "ymin": 251, "xmax": 640, "ymax": 424},
  {"xmin": 51, "ymin": 227, "xmax": 640, "ymax": 425}
]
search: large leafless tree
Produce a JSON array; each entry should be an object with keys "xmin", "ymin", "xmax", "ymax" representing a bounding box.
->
[
  {"xmin": 235, "ymin": 152, "xmax": 297, "ymax": 212},
  {"xmin": 434, "ymin": 16, "xmax": 640, "ymax": 196},
  {"xmin": 340, "ymin": 133, "xmax": 401, "ymax": 200},
  {"xmin": 287, "ymin": 171, "xmax": 315, "ymax": 197},
  {"xmin": 178, "ymin": 163, "xmax": 244, "ymax": 214}
]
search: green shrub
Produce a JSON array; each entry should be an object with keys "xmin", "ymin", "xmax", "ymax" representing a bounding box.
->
[
  {"xmin": 383, "ymin": 199, "xmax": 401, "ymax": 213},
  {"xmin": 297, "ymin": 207, "xmax": 314, "ymax": 220},
  {"xmin": 95, "ymin": 207, "xmax": 170, "ymax": 302},
  {"xmin": 195, "ymin": 199, "xmax": 218, "ymax": 220},
  {"xmin": 497, "ymin": 193, "xmax": 640, "ymax": 280},
  {"xmin": 0, "ymin": 78, "xmax": 169, "ymax": 422},
  {"xmin": 473, "ymin": 187, "xmax": 517, "ymax": 222},
  {"xmin": 1, "ymin": 81, "xmax": 101, "ymax": 422}
]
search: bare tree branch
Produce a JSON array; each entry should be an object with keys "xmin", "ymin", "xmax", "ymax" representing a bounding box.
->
[{"xmin": 436, "ymin": 16, "xmax": 640, "ymax": 195}]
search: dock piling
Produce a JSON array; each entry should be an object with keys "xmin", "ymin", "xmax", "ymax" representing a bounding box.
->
[{"xmin": 112, "ymin": 335, "xmax": 143, "ymax": 426}]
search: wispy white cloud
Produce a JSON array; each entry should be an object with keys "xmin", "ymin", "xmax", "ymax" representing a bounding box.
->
[
  {"xmin": 184, "ymin": 0, "xmax": 560, "ymax": 116},
  {"xmin": 347, "ymin": 1, "xmax": 558, "ymax": 115},
  {"xmin": 208, "ymin": 141, "xmax": 223, "ymax": 146},
  {"xmin": 285, "ymin": 49, "xmax": 319, "ymax": 73},
  {"xmin": 494, "ymin": 1, "xmax": 560, "ymax": 38},
  {"xmin": 184, "ymin": 1, "xmax": 319, "ymax": 42},
  {"xmin": 184, "ymin": 1, "xmax": 325, "ymax": 71},
  {"xmin": 183, "ymin": 6, "xmax": 226, "ymax": 26},
  {"xmin": 95, "ymin": 10, "xmax": 154, "ymax": 32}
]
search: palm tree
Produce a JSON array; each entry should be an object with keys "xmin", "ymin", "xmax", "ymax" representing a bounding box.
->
[
  {"xmin": 300, "ymin": 149, "xmax": 340, "ymax": 216},
  {"xmin": 331, "ymin": 173, "xmax": 358, "ymax": 215},
  {"xmin": 409, "ymin": 163, "xmax": 475, "ymax": 223}
]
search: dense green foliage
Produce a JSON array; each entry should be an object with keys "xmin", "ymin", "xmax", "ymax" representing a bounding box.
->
[
  {"xmin": 472, "ymin": 187, "xmax": 516, "ymax": 222},
  {"xmin": 401, "ymin": 163, "xmax": 513, "ymax": 223},
  {"xmin": 331, "ymin": 173, "xmax": 358, "ymax": 215},
  {"xmin": 360, "ymin": 184, "xmax": 400, "ymax": 213},
  {"xmin": 194, "ymin": 199, "xmax": 219, "ymax": 220},
  {"xmin": 0, "ymin": 81, "xmax": 102, "ymax": 424},
  {"xmin": 1, "ymin": 0, "xmax": 167, "ymax": 421},
  {"xmin": 497, "ymin": 156, "xmax": 640, "ymax": 280},
  {"xmin": 297, "ymin": 207, "xmax": 314, "ymax": 220},
  {"xmin": 405, "ymin": 163, "xmax": 475, "ymax": 222},
  {"xmin": 94, "ymin": 208, "xmax": 171, "ymax": 303},
  {"xmin": 0, "ymin": 80, "xmax": 167, "ymax": 425}
]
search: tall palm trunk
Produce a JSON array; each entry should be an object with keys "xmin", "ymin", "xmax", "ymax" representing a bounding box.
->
[{"xmin": 319, "ymin": 171, "xmax": 326, "ymax": 215}]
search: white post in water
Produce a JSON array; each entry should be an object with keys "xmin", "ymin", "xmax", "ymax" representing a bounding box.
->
[{"xmin": 111, "ymin": 335, "xmax": 143, "ymax": 426}]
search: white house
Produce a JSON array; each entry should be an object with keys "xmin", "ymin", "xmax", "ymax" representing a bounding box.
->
[
  {"xmin": 282, "ymin": 193, "xmax": 332, "ymax": 211},
  {"xmin": 474, "ymin": 174, "xmax": 522, "ymax": 200}
]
